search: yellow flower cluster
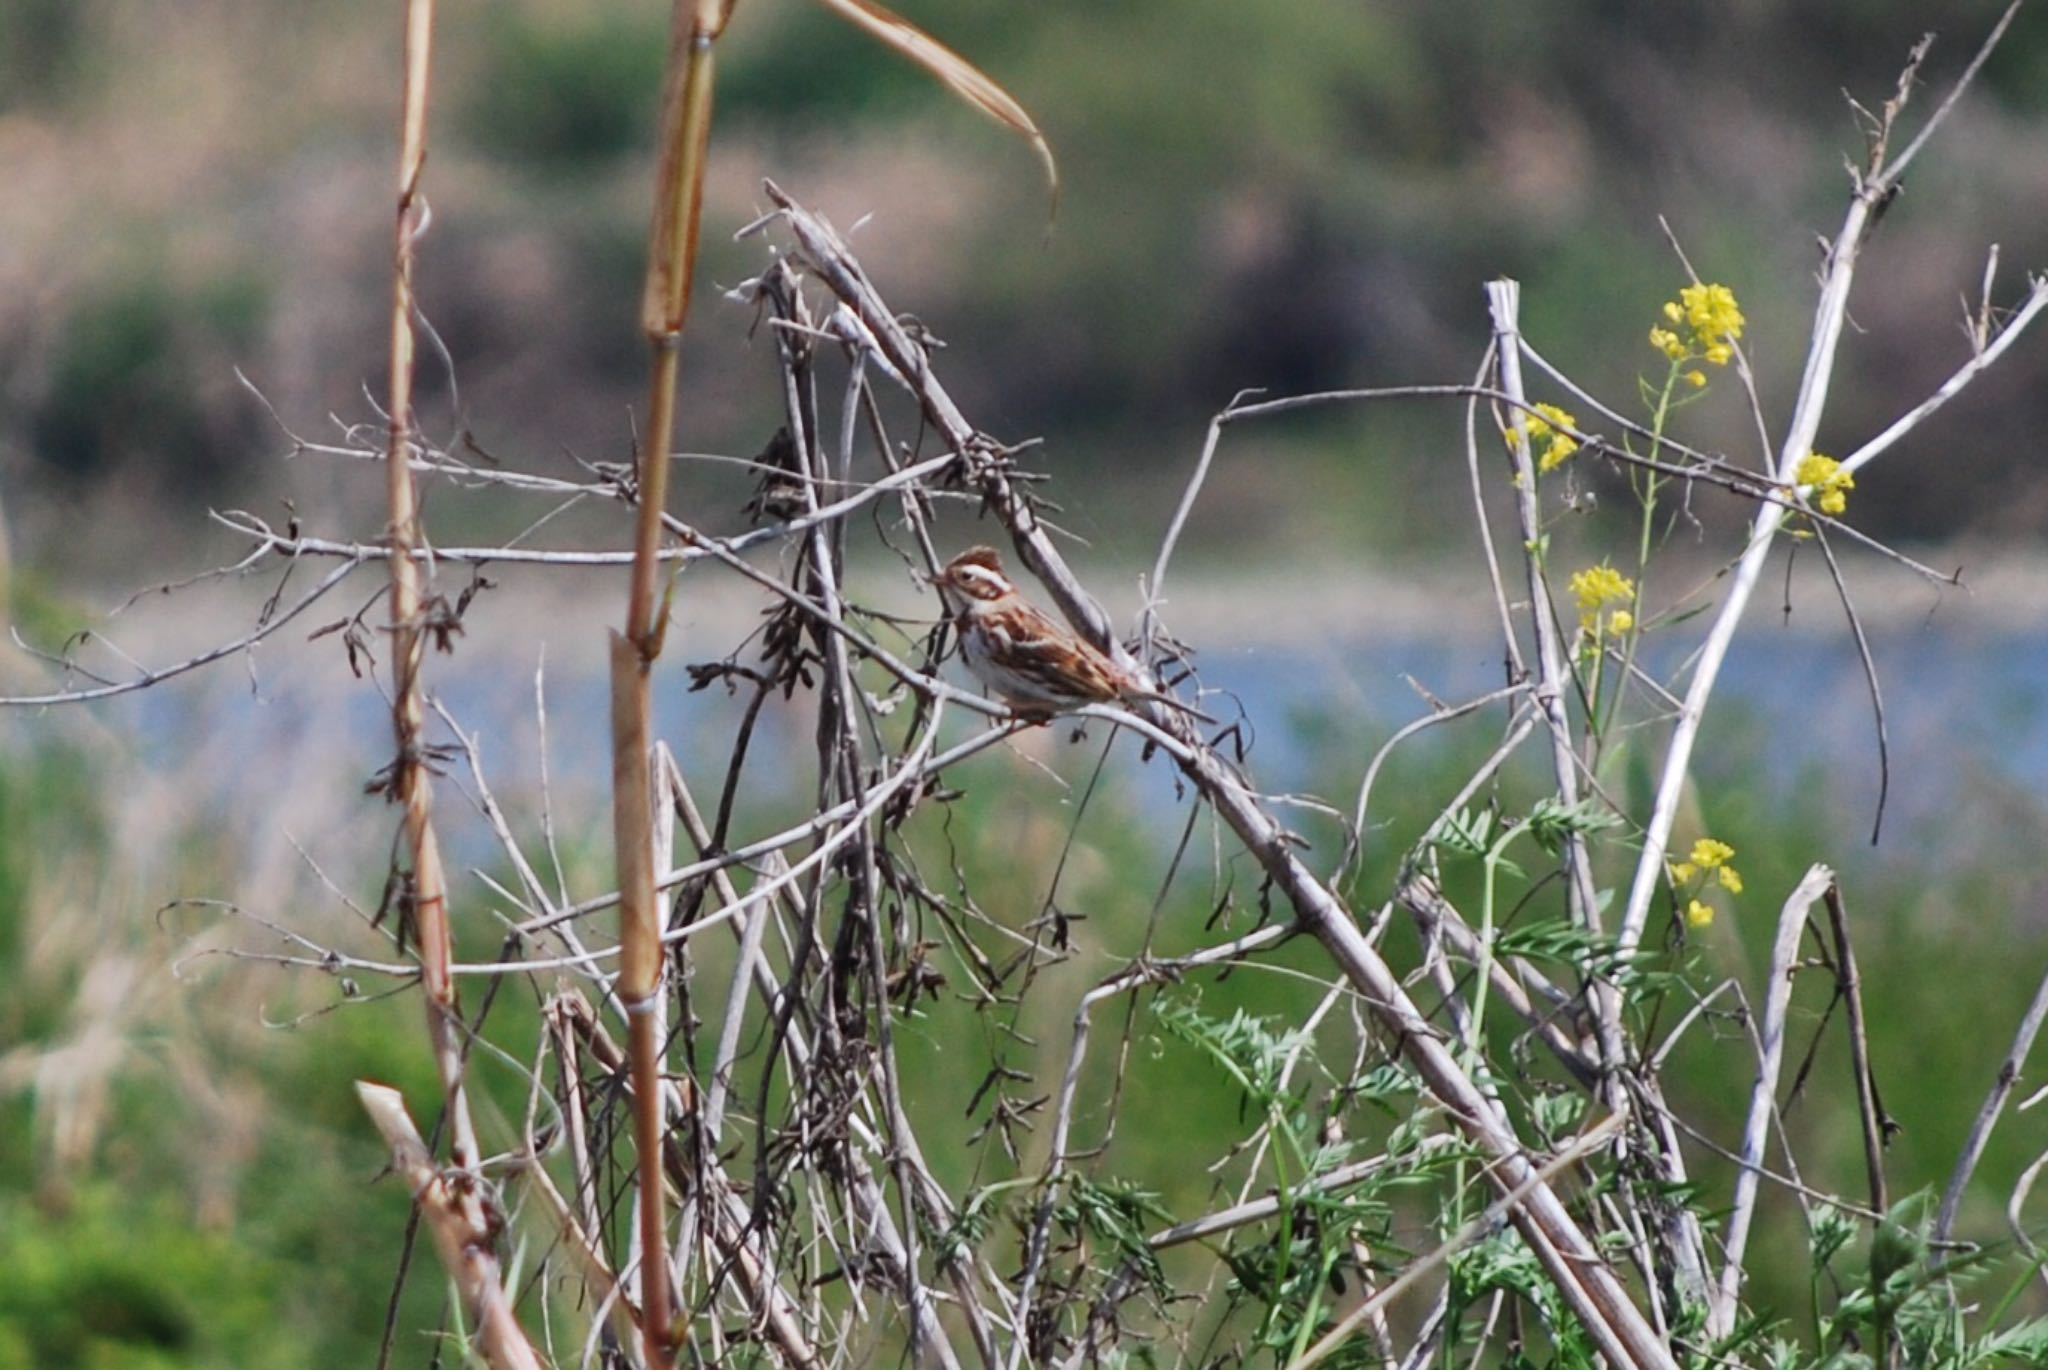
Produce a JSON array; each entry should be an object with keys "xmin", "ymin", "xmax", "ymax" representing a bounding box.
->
[
  {"xmin": 1505, "ymin": 402, "xmax": 1581, "ymax": 474},
  {"xmin": 1568, "ymin": 563, "xmax": 1634, "ymax": 635},
  {"xmin": 1671, "ymin": 837, "xmax": 1744, "ymax": 928},
  {"xmin": 1794, "ymin": 453, "xmax": 1855, "ymax": 516},
  {"xmin": 1648, "ymin": 282, "xmax": 1746, "ymax": 380}
]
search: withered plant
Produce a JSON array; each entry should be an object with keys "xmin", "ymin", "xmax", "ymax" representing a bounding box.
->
[{"xmin": 12, "ymin": 3, "xmax": 2048, "ymax": 1369}]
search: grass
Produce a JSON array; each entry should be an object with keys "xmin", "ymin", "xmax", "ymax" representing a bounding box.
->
[{"xmin": 6, "ymin": 683, "xmax": 2045, "ymax": 1363}]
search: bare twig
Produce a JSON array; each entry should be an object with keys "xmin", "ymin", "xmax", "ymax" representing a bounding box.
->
[
  {"xmin": 1618, "ymin": 2, "xmax": 2030, "ymax": 961},
  {"xmin": 1714, "ymin": 864, "xmax": 1834, "ymax": 1336},
  {"xmin": 1937, "ymin": 962, "xmax": 2048, "ymax": 1243},
  {"xmin": 356, "ymin": 1083, "xmax": 543, "ymax": 1370},
  {"xmin": 770, "ymin": 184, "xmax": 1680, "ymax": 1370}
]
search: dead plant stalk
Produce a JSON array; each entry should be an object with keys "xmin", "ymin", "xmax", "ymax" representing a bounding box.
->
[
  {"xmin": 611, "ymin": 1, "xmax": 731, "ymax": 1361},
  {"xmin": 366, "ymin": 0, "xmax": 530, "ymax": 1361}
]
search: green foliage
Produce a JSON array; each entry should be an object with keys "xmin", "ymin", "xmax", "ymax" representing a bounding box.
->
[
  {"xmin": 1154, "ymin": 994, "xmax": 1313, "ymax": 1115},
  {"xmin": 0, "ymin": 1191, "xmax": 206, "ymax": 1369},
  {"xmin": 6, "ymin": 677, "xmax": 2047, "ymax": 1365},
  {"xmin": 0, "ymin": 738, "xmax": 100, "ymax": 1004},
  {"xmin": 1151, "ymin": 993, "xmax": 1439, "ymax": 1360},
  {"xmin": 464, "ymin": 8, "xmax": 669, "ymax": 167},
  {"xmin": 1450, "ymin": 1228, "xmax": 1600, "ymax": 1367},
  {"xmin": 31, "ymin": 265, "xmax": 267, "ymax": 489},
  {"xmin": 1054, "ymin": 1175, "xmax": 1174, "ymax": 1300},
  {"xmin": 1793, "ymin": 1192, "xmax": 2048, "ymax": 1369},
  {"xmin": 0, "ymin": 0, "xmax": 89, "ymax": 109},
  {"xmin": 1527, "ymin": 795, "xmax": 1624, "ymax": 855},
  {"xmin": 0, "ymin": 734, "xmax": 456, "ymax": 1366}
]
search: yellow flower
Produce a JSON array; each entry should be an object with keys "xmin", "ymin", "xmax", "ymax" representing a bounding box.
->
[
  {"xmin": 1606, "ymin": 609, "xmax": 1634, "ymax": 635},
  {"xmin": 1794, "ymin": 453, "xmax": 1855, "ymax": 517},
  {"xmin": 1569, "ymin": 563, "xmax": 1635, "ymax": 631},
  {"xmin": 1538, "ymin": 435, "xmax": 1579, "ymax": 472},
  {"xmin": 1680, "ymin": 838, "xmax": 1745, "ymax": 898},
  {"xmin": 1651, "ymin": 283, "xmax": 1744, "ymax": 368},
  {"xmin": 1689, "ymin": 838, "xmax": 1735, "ymax": 869},
  {"xmin": 1685, "ymin": 899, "xmax": 1715, "ymax": 929},
  {"xmin": 1508, "ymin": 402, "xmax": 1581, "ymax": 473},
  {"xmin": 1680, "ymin": 282, "xmax": 1745, "ymax": 345},
  {"xmin": 1684, "ymin": 370, "xmax": 1707, "ymax": 389}
]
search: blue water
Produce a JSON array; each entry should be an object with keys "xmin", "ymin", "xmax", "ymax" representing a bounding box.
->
[
  {"xmin": 1196, "ymin": 622, "xmax": 2048, "ymax": 822},
  {"xmin": 68, "ymin": 613, "xmax": 2046, "ymax": 881}
]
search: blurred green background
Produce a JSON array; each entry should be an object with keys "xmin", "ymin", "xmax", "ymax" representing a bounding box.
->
[
  {"xmin": 5, "ymin": 0, "xmax": 2047, "ymax": 560},
  {"xmin": 6, "ymin": 0, "xmax": 2048, "ymax": 1364}
]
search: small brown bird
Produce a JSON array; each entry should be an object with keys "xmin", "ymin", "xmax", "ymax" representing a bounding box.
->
[{"xmin": 931, "ymin": 546, "xmax": 1200, "ymax": 722}]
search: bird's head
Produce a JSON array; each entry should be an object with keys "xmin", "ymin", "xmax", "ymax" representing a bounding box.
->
[{"xmin": 932, "ymin": 546, "xmax": 1014, "ymax": 611}]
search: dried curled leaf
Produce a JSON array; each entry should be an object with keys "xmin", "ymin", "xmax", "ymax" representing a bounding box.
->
[{"xmin": 809, "ymin": 0, "xmax": 1059, "ymax": 214}]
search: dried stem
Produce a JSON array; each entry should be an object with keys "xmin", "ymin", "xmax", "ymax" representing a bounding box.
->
[
  {"xmin": 1617, "ymin": 7, "xmax": 2030, "ymax": 960},
  {"xmin": 611, "ymin": 3, "xmax": 734, "ymax": 1358},
  {"xmin": 768, "ymin": 184, "xmax": 1680, "ymax": 1370},
  {"xmin": 1714, "ymin": 863, "xmax": 1834, "ymax": 1336},
  {"xmin": 356, "ymin": 1083, "xmax": 542, "ymax": 1369},
  {"xmin": 1937, "ymin": 962, "xmax": 2048, "ymax": 1243},
  {"xmin": 1822, "ymin": 881, "xmax": 1891, "ymax": 1216},
  {"xmin": 376, "ymin": 3, "xmax": 494, "ymax": 1329}
]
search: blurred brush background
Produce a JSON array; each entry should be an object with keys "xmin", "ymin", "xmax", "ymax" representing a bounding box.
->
[
  {"xmin": 8, "ymin": 0, "xmax": 2048, "ymax": 559},
  {"xmin": 4, "ymin": 0, "xmax": 2048, "ymax": 1364}
]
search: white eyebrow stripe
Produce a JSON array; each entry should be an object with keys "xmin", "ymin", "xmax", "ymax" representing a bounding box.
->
[{"xmin": 954, "ymin": 565, "xmax": 1007, "ymax": 592}]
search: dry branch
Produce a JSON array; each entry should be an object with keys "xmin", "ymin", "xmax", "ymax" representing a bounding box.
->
[
  {"xmin": 356, "ymin": 1083, "xmax": 543, "ymax": 1370},
  {"xmin": 1617, "ymin": 9, "xmax": 2039, "ymax": 959},
  {"xmin": 1714, "ymin": 863, "xmax": 1833, "ymax": 1335},
  {"xmin": 766, "ymin": 183, "xmax": 1681, "ymax": 1370},
  {"xmin": 52, "ymin": 16, "xmax": 2041, "ymax": 1359},
  {"xmin": 378, "ymin": 0, "xmax": 488, "ymax": 1298}
]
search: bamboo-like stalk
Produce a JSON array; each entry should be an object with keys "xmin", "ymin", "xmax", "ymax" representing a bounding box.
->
[
  {"xmin": 384, "ymin": 0, "xmax": 481, "ymax": 1187},
  {"xmin": 612, "ymin": 3, "xmax": 731, "ymax": 1361}
]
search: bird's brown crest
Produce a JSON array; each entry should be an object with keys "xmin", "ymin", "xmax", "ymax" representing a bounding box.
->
[{"xmin": 949, "ymin": 546, "xmax": 1004, "ymax": 573}]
